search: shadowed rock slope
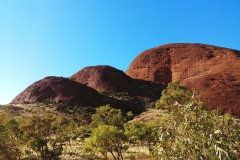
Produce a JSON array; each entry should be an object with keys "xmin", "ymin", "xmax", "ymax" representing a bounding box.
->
[
  {"xmin": 11, "ymin": 76, "xmax": 98, "ymax": 105},
  {"xmin": 126, "ymin": 43, "xmax": 240, "ymax": 118},
  {"xmin": 11, "ymin": 76, "xmax": 146, "ymax": 113},
  {"xmin": 70, "ymin": 65, "xmax": 161, "ymax": 102}
]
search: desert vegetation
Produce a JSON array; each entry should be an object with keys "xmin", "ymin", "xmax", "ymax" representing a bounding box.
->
[{"xmin": 0, "ymin": 82, "xmax": 239, "ymax": 159}]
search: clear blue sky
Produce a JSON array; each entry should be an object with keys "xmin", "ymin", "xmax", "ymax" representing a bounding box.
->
[{"xmin": 1, "ymin": 1, "xmax": 240, "ymax": 104}]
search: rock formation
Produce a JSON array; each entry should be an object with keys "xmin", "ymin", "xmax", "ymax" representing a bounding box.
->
[
  {"xmin": 11, "ymin": 76, "xmax": 98, "ymax": 105},
  {"xmin": 70, "ymin": 65, "xmax": 162, "ymax": 102},
  {"xmin": 11, "ymin": 43, "xmax": 240, "ymax": 118},
  {"xmin": 11, "ymin": 76, "xmax": 145, "ymax": 113},
  {"xmin": 126, "ymin": 43, "xmax": 240, "ymax": 117},
  {"xmin": 70, "ymin": 65, "xmax": 132, "ymax": 93}
]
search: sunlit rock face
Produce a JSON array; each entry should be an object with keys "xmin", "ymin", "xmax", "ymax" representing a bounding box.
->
[
  {"xmin": 126, "ymin": 43, "xmax": 240, "ymax": 118},
  {"xmin": 70, "ymin": 65, "xmax": 133, "ymax": 93}
]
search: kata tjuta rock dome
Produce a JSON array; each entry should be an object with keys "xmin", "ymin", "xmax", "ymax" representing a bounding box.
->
[
  {"xmin": 11, "ymin": 76, "xmax": 98, "ymax": 105},
  {"xmin": 70, "ymin": 65, "xmax": 162, "ymax": 101},
  {"xmin": 126, "ymin": 43, "xmax": 240, "ymax": 118},
  {"xmin": 70, "ymin": 65, "xmax": 133, "ymax": 93}
]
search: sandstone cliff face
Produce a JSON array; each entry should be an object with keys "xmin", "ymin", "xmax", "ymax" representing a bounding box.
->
[
  {"xmin": 70, "ymin": 65, "xmax": 133, "ymax": 93},
  {"xmin": 11, "ymin": 76, "xmax": 98, "ymax": 105},
  {"xmin": 126, "ymin": 43, "xmax": 240, "ymax": 117}
]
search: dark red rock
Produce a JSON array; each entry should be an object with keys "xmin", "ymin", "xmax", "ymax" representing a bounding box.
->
[
  {"xmin": 11, "ymin": 76, "xmax": 145, "ymax": 114},
  {"xmin": 126, "ymin": 43, "xmax": 240, "ymax": 118},
  {"xmin": 9, "ymin": 106, "xmax": 24, "ymax": 111},
  {"xmin": 11, "ymin": 76, "xmax": 98, "ymax": 106},
  {"xmin": 70, "ymin": 65, "xmax": 133, "ymax": 93},
  {"xmin": 70, "ymin": 65, "xmax": 161, "ymax": 102}
]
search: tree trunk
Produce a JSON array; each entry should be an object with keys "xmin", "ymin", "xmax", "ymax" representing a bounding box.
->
[
  {"xmin": 117, "ymin": 147, "xmax": 123, "ymax": 160},
  {"xmin": 109, "ymin": 151, "xmax": 117, "ymax": 160}
]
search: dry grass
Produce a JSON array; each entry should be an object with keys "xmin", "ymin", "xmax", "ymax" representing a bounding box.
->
[
  {"xmin": 1, "ymin": 104, "xmax": 166, "ymax": 159},
  {"xmin": 128, "ymin": 109, "xmax": 168, "ymax": 123}
]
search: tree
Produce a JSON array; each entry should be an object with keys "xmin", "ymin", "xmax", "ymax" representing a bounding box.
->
[
  {"xmin": 153, "ymin": 82, "xmax": 240, "ymax": 159},
  {"xmin": 20, "ymin": 113, "xmax": 76, "ymax": 160},
  {"xmin": 156, "ymin": 81, "xmax": 195, "ymax": 110},
  {"xmin": 124, "ymin": 120, "xmax": 160, "ymax": 154},
  {"xmin": 90, "ymin": 104, "xmax": 132, "ymax": 129},
  {"xmin": 0, "ymin": 114, "xmax": 23, "ymax": 160},
  {"xmin": 83, "ymin": 125, "xmax": 127, "ymax": 160}
]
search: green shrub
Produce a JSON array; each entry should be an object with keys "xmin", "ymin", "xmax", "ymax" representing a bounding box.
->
[
  {"xmin": 153, "ymin": 82, "xmax": 240, "ymax": 159},
  {"xmin": 90, "ymin": 104, "xmax": 131, "ymax": 129},
  {"xmin": 83, "ymin": 125, "xmax": 127, "ymax": 160}
]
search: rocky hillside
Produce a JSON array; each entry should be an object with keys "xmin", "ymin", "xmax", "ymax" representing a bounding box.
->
[{"xmin": 126, "ymin": 43, "xmax": 240, "ymax": 117}]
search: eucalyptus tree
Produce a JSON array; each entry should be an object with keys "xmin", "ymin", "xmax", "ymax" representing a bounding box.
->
[
  {"xmin": 0, "ymin": 113, "xmax": 23, "ymax": 160},
  {"xmin": 90, "ymin": 104, "xmax": 132, "ymax": 129},
  {"xmin": 124, "ymin": 120, "xmax": 160, "ymax": 154},
  {"xmin": 83, "ymin": 125, "xmax": 127, "ymax": 160},
  {"xmin": 153, "ymin": 82, "xmax": 240, "ymax": 159},
  {"xmin": 20, "ymin": 113, "xmax": 76, "ymax": 160}
]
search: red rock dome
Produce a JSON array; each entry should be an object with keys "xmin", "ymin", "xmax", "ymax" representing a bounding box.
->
[
  {"xmin": 70, "ymin": 65, "xmax": 132, "ymax": 93},
  {"xmin": 126, "ymin": 43, "xmax": 240, "ymax": 117},
  {"xmin": 11, "ymin": 76, "xmax": 98, "ymax": 105}
]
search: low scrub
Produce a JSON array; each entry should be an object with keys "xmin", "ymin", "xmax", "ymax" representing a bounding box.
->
[{"xmin": 0, "ymin": 82, "xmax": 239, "ymax": 159}]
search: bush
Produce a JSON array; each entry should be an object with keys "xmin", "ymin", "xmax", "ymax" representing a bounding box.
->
[
  {"xmin": 90, "ymin": 104, "xmax": 132, "ymax": 129},
  {"xmin": 83, "ymin": 125, "xmax": 127, "ymax": 160},
  {"xmin": 153, "ymin": 82, "xmax": 240, "ymax": 159},
  {"xmin": 20, "ymin": 114, "xmax": 77, "ymax": 160}
]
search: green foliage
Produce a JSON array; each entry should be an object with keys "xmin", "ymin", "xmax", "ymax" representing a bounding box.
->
[
  {"xmin": 0, "ymin": 112, "xmax": 83, "ymax": 160},
  {"xmin": 83, "ymin": 125, "xmax": 127, "ymax": 160},
  {"xmin": 0, "ymin": 113, "xmax": 23, "ymax": 160},
  {"xmin": 153, "ymin": 82, "xmax": 240, "ymax": 159},
  {"xmin": 90, "ymin": 104, "xmax": 132, "ymax": 129},
  {"xmin": 0, "ymin": 82, "xmax": 239, "ymax": 159},
  {"xmin": 126, "ymin": 111, "xmax": 133, "ymax": 121},
  {"xmin": 20, "ymin": 113, "xmax": 76, "ymax": 160},
  {"xmin": 156, "ymin": 81, "xmax": 196, "ymax": 110},
  {"xmin": 125, "ymin": 120, "xmax": 160, "ymax": 154},
  {"xmin": 99, "ymin": 90, "xmax": 110, "ymax": 95},
  {"xmin": 55, "ymin": 103, "xmax": 94, "ymax": 123}
]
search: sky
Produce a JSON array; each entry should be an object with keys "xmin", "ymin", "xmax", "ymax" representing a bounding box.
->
[{"xmin": 0, "ymin": 1, "xmax": 240, "ymax": 105}]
